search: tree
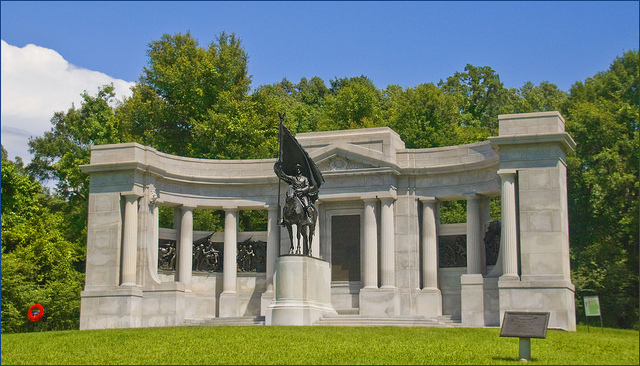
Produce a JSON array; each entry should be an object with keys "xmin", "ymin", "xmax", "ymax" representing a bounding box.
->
[
  {"xmin": 385, "ymin": 83, "xmax": 461, "ymax": 148},
  {"xmin": 513, "ymin": 81, "xmax": 568, "ymax": 113},
  {"xmin": 439, "ymin": 64, "xmax": 515, "ymax": 139},
  {"xmin": 2, "ymin": 147, "xmax": 84, "ymax": 332},
  {"xmin": 122, "ymin": 32, "xmax": 253, "ymax": 158},
  {"xmin": 27, "ymin": 84, "xmax": 124, "ymax": 246},
  {"xmin": 326, "ymin": 75, "xmax": 383, "ymax": 130},
  {"xmin": 564, "ymin": 50, "xmax": 639, "ymax": 328}
]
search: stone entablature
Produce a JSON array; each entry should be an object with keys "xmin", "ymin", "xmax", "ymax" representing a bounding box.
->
[{"xmin": 79, "ymin": 111, "xmax": 576, "ymax": 331}]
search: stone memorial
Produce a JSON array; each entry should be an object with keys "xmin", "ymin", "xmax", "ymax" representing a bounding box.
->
[{"xmin": 78, "ymin": 111, "xmax": 576, "ymax": 331}]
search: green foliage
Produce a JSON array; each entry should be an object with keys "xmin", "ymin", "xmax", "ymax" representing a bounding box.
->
[
  {"xmin": 439, "ymin": 64, "xmax": 514, "ymax": 138},
  {"xmin": 1, "ymin": 148, "xmax": 84, "ymax": 333},
  {"xmin": 385, "ymin": 83, "xmax": 461, "ymax": 148},
  {"xmin": 564, "ymin": 50, "xmax": 639, "ymax": 329},
  {"xmin": 439, "ymin": 200, "xmax": 467, "ymax": 224},
  {"xmin": 1, "ymin": 326, "xmax": 638, "ymax": 365}
]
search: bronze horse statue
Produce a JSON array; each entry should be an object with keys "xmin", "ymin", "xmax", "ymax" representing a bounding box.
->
[{"xmin": 282, "ymin": 187, "xmax": 317, "ymax": 256}]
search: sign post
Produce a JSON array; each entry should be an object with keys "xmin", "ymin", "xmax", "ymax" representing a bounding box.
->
[
  {"xmin": 583, "ymin": 295, "xmax": 603, "ymax": 333},
  {"xmin": 500, "ymin": 312, "xmax": 550, "ymax": 362}
]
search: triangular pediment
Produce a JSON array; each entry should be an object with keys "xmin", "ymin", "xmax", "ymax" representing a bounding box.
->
[
  {"xmin": 316, "ymin": 155, "xmax": 378, "ymax": 172},
  {"xmin": 309, "ymin": 143, "xmax": 398, "ymax": 173}
]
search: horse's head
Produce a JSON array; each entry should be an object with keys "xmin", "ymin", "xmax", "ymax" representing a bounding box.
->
[{"xmin": 285, "ymin": 187, "xmax": 295, "ymax": 202}]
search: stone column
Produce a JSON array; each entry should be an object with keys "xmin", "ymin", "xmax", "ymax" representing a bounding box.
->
[
  {"xmin": 223, "ymin": 207, "xmax": 238, "ymax": 293},
  {"xmin": 466, "ymin": 195, "xmax": 483, "ymax": 275},
  {"xmin": 266, "ymin": 207, "xmax": 280, "ymax": 292},
  {"xmin": 121, "ymin": 194, "xmax": 139, "ymax": 286},
  {"xmin": 420, "ymin": 197, "xmax": 438, "ymax": 289},
  {"xmin": 499, "ymin": 170, "xmax": 519, "ymax": 279},
  {"xmin": 177, "ymin": 206, "xmax": 194, "ymax": 290},
  {"xmin": 362, "ymin": 198, "xmax": 378, "ymax": 289},
  {"xmin": 220, "ymin": 206, "xmax": 239, "ymax": 317},
  {"xmin": 262, "ymin": 206, "xmax": 280, "ymax": 316},
  {"xmin": 312, "ymin": 200, "xmax": 322, "ymax": 258},
  {"xmin": 379, "ymin": 197, "xmax": 396, "ymax": 289}
]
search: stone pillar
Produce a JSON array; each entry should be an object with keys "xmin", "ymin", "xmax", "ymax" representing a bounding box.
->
[
  {"xmin": 223, "ymin": 207, "xmax": 238, "ymax": 293},
  {"xmin": 362, "ymin": 198, "xmax": 378, "ymax": 289},
  {"xmin": 220, "ymin": 206, "xmax": 239, "ymax": 317},
  {"xmin": 261, "ymin": 206, "xmax": 280, "ymax": 316},
  {"xmin": 466, "ymin": 195, "xmax": 483, "ymax": 275},
  {"xmin": 420, "ymin": 197, "xmax": 438, "ymax": 289},
  {"xmin": 147, "ymin": 202, "xmax": 161, "ymax": 285},
  {"xmin": 499, "ymin": 170, "xmax": 519, "ymax": 279},
  {"xmin": 415, "ymin": 197, "xmax": 442, "ymax": 318},
  {"xmin": 266, "ymin": 207, "xmax": 280, "ymax": 292},
  {"xmin": 176, "ymin": 206, "xmax": 194, "ymax": 290},
  {"xmin": 379, "ymin": 197, "xmax": 396, "ymax": 289},
  {"xmin": 121, "ymin": 194, "xmax": 139, "ymax": 286}
]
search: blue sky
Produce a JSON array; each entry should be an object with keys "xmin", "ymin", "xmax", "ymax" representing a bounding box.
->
[{"xmin": 1, "ymin": 1, "xmax": 639, "ymax": 162}]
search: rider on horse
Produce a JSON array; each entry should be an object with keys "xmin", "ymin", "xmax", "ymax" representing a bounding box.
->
[{"xmin": 274, "ymin": 162, "xmax": 314, "ymax": 225}]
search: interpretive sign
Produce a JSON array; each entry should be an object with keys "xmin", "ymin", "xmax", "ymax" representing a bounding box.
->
[
  {"xmin": 583, "ymin": 296, "xmax": 601, "ymax": 317},
  {"xmin": 500, "ymin": 312, "xmax": 550, "ymax": 339}
]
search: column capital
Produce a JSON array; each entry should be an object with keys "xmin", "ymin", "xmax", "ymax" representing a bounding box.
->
[
  {"xmin": 223, "ymin": 205, "xmax": 238, "ymax": 213},
  {"xmin": 378, "ymin": 196, "xmax": 396, "ymax": 204},
  {"xmin": 121, "ymin": 192, "xmax": 142, "ymax": 199},
  {"xmin": 497, "ymin": 169, "xmax": 518, "ymax": 178},
  {"xmin": 463, "ymin": 193, "xmax": 480, "ymax": 200},
  {"xmin": 361, "ymin": 196, "xmax": 378, "ymax": 204},
  {"xmin": 180, "ymin": 205, "xmax": 196, "ymax": 212},
  {"xmin": 418, "ymin": 196, "xmax": 437, "ymax": 204}
]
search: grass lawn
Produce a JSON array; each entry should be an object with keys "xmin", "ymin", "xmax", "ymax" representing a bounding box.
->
[{"xmin": 1, "ymin": 325, "xmax": 638, "ymax": 365}]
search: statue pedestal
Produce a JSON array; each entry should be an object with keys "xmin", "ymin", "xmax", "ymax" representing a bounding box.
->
[{"xmin": 266, "ymin": 255, "xmax": 337, "ymax": 325}]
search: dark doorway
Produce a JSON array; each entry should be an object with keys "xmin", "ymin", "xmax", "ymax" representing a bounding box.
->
[{"xmin": 331, "ymin": 215, "xmax": 361, "ymax": 281}]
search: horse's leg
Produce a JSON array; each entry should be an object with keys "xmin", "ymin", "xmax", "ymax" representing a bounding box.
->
[
  {"xmin": 301, "ymin": 225, "xmax": 308, "ymax": 256},
  {"xmin": 308, "ymin": 224, "xmax": 315, "ymax": 257},
  {"xmin": 287, "ymin": 224, "xmax": 294, "ymax": 254},
  {"xmin": 296, "ymin": 225, "xmax": 302, "ymax": 254}
]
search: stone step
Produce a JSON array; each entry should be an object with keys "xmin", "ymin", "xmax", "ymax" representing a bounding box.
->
[
  {"xmin": 185, "ymin": 316, "xmax": 265, "ymax": 326},
  {"xmin": 315, "ymin": 314, "xmax": 459, "ymax": 327}
]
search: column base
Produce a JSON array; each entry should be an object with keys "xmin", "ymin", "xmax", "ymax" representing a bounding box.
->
[
  {"xmin": 79, "ymin": 287, "xmax": 143, "ymax": 330},
  {"xmin": 219, "ymin": 292, "xmax": 239, "ymax": 318},
  {"xmin": 260, "ymin": 290, "xmax": 274, "ymax": 317},
  {"xmin": 498, "ymin": 280, "xmax": 576, "ymax": 331},
  {"xmin": 461, "ymin": 274, "xmax": 485, "ymax": 327},
  {"xmin": 415, "ymin": 288, "xmax": 442, "ymax": 318},
  {"xmin": 359, "ymin": 287, "xmax": 399, "ymax": 316}
]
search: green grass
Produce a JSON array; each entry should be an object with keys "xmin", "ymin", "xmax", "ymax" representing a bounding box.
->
[{"xmin": 1, "ymin": 325, "xmax": 638, "ymax": 365}]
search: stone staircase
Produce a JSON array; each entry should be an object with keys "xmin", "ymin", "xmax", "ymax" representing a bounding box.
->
[
  {"xmin": 315, "ymin": 313, "xmax": 462, "ymax": 327},
  {"xmin": 184, "ymin": 316, "xmax": 265, "ymax": 326},
  {"xmin": 183, "ymin": 314, "xmax": 461, "ymax": 327}
]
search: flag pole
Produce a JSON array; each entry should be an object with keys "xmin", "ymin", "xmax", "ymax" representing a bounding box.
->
[{"xmin": 276, "ymin": 113, "xmax": 284, "ymax": 225}]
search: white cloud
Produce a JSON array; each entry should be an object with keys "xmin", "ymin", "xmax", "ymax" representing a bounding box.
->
[{"xmin": 1, "ymin": 40, "xmax": 136, "ymax": 163}]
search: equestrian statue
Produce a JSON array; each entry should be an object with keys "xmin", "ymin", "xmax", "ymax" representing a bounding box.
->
[{"xmin": 274, "ymin": 113, "xmax": 324, "ymax": 256}]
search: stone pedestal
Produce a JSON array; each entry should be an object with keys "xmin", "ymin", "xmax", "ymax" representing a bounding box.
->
[
  {"xmin": 414, "ymin": 288, "xmax": 442, "ymax": 318},
  {"xmin": 359, "ymin": 287, "xmax": 399, "ymax": 316},
  {"xmin": 266, "ymin": 255, "xmax": 336, "ymax": 325},
  {"xmin": 219, "ymin": 292, "xmax": 239, "ymax": 317},
  {"xmin": 79, "ymin": 287, "xmax": 143, "ymax": 330},
  {"xmin": 461, "ymin": 274, "xmax": 485, "ymax": 326}
]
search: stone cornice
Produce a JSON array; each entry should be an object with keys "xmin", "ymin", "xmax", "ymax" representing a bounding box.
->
[{"xmin": 488, "ymin": 132, "xmax": 576, "ymax": 153}]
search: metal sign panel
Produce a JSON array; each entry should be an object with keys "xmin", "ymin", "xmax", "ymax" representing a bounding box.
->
[
  {"xmin": 584, "ymin": 296, "xmax": 601, "ymax": 317},
  {"xmin": 500, "ymin": 312, "xmax": 550, "ymax": 339}
]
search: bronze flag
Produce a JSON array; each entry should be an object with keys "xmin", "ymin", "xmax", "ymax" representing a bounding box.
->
[{"xmin": 278, "ymin": 120, "xmax": 324, "ymax": 202}]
